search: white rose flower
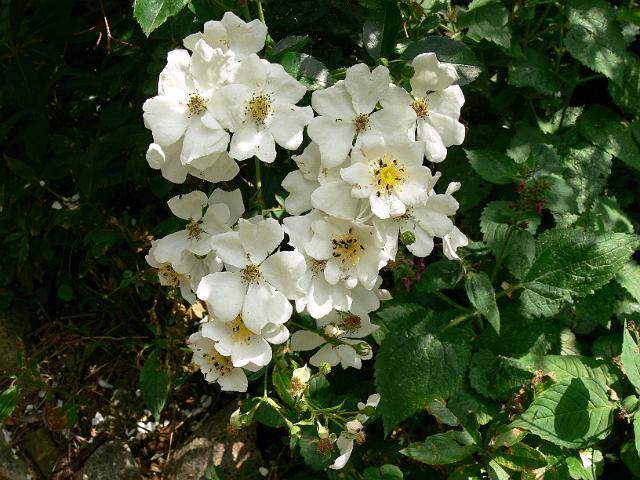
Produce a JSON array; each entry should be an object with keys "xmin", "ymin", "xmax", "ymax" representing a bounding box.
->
[
  {"xmin": 329, "ymin": 420, "xmax": 365, "ymax": 470},
  {"xmin": 153, "ymin": 189, "xmax": 242, "ymax": 261},
  {"xmin": 142, "ymin": 46, "xmax": 232, "ymax": 167},
  {"xmin": 209, "ymin": 54, "xmax": 313, "ymax": 163},
  {"xmin": 328, "ymin": 135, "xmax": 433, "ymax": 220},
  {"xmin": 146, "ymin": 142, "xmax": 239, "ymax": 184},
  {"xmin": 200, "ymin": 315, "xmax": 289, "ymax": 367},
  {"xmin": 147, "ymin": 245, "xmax": 222, "ymax": 304},
  {"xmin": 188, "ymin": 329, "xmax": 260, "ymax": 391},
  {"xmin": 308, "ymin": 64, "xmax": 415, "ymax": 168},
  {"xmin": 196, "ymin": 217, "xmax": 306, "ymax": 333},
  {"xmin": 375, "ymin": 180, "xmax": 462, "ymax": 259},
  {"xmin": 290, "ymin": 311, "xmax": 378, "ymax": 369},
  {"xmin": 290, "ymin": 364, "xmax": 312, "ymax": 397},
  {"xmin": 183, "ymin": 11, "xmax": 267, "ymax": 60},
  {"xmin": 282, "ymin": 142, "xmax": 341, "ymax": 215},
  {"xmin": 304, "ymin": 217, "xmax": 389, "ymax": 289},
  {"xmin": 284, "ymin": 211, "xmax": 389, "ymax": 318},
  {"xmin": 443, "ymin": 226, "xmax": 469, "ymax": 261},
  {"xmin": 381, "ymin": 52, "xmax": 465, "ymax": 162}
]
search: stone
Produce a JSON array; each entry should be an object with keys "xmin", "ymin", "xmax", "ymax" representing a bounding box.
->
[
  {"xmin": 163, "ymin": 404, "xmax": 263, "ymax": 480},
  {"xmin": 0, "ymin": 433, "xmax": 32, "ymax": 480},
  {"xmin": 81, "ymin": 440, "xmax": 141, "ymax": 480},
  {"xmin": 22, "ymin": 429, "xmax": 58, "ymax": 479}
]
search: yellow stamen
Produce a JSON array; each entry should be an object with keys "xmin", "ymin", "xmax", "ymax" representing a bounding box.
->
[
  {"xmin": 411, "ymin": 97, "xmax": 429, "ymax": 119},
  {"xmin": 158, "ymin": 264, "xmax": 180, "ymax": 286},
  {"xmin": 187, "ymin": 94, "xmax": 207, "ymax": 116},
  {"xmin": 331, "ymin": 228, "xmax": 364, "ymax": 266},
  {"xmin": 186, "ymin": 220, "xmax": 203, "ymax": 240},
  {"xmin": 241, "ymin": 263, "xmax": 261, "ymax": 283},
  {"xmin": 206, "ymin": 348, "xmax": 233, "ymax": 374},
  {"xmin": 247, "ymin": 94, "xmax": 272, "ymax": 125},
  {"xmin": 229, "ymin": 315, "xmax": 254, "ymax": 344},
  {"xmin": 372, "ymin": 156, "xmax": 405, "ymax": 197},
  {"xmin": 353, "ymin": 113, "xmax": 370, "ymax": 134}
]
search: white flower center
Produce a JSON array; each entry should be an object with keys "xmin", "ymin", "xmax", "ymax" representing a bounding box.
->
[
  {"xmin": 247, "ymin": 94, "xmax": 272, "ymax": 125},
  {"xmin": 240, "ymin": 263, "xmax": 261, "ymax": 283},
  {"xmin": 229, "ymin": 315, "xmax": 254, "ymax": 344},
  {"xmin": 331, "ymin": 228, "xmax": 364, "ymax": 266},
  {"xmin": 372, "ymin": 156, "xmax": 405, "ymax": 196},
  {"xmin": 206, "ymin": 348, "xmax": 233, "ymax": 374},
  {"xmin": 187, "ymin": 94, "xmax": 207, "ymax": 116},
  {"xmin": 158, "ymin": 264, "xmax": 180, "ymax": 286},
  {"xmin": 186, "ymin": 220, "xmax": 204, "ymax": 240},
  {"xmin": 353, "ymin": 113, "xmax": 370, "ymax": 135},
  {"xmin": 411, "ymin": 97, "xmax": 429, "ymax": 119}
]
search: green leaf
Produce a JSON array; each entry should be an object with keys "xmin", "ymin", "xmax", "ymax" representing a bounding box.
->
[
  {"xmin": 272, "ymin": 364, "xmax": 295, "ymax": 407},
  {"xmin": 401, "ymin": 36, "xmax": 482, "ymax": 86},
  {"xmin": 133, "ymin": 0, "xmax": 189, "ymax": 36},
  {"xmin": 469, "ymin": 350, "xmax": 533, "ymax": 400},
  {"xmin": 458, "ymin": 0, "xmax": 512, "ymax": 48},
  {"xmin": 466, "ymin": 149, "xmax": 519, "ymax": 185},
  {"xmin": 413, "ymin": 259, "xmax": 462, "ymax": 294},
  {"xmin": 425, "ymin": 398, "xmax": 459, "ymax": 426},
  {"xmin": 267, "ymin": 36, "xmax": 310, "ymax": 61},
  {"xmin": 565, "ymin": 448, "xmax": 604, "ymax": 480},
  {"xmin": 564, "ymin": 0, "xmax": 630, "ymax": 83},
  {"xmin": 617, "ymin": 262, "xmax": 640, "ymax": 302},
  {"xmin": 622, "ymin": 327, "xmax": 640, "ymax": 393},
  {"xmin": 608, "ymin": 58, "xmax": 640, "ymax": 115},
  {"xmin": 577, "ymin": 104, "xmax": 640, "ymax": 171},
  {"xmin": 508, "ymin": 47, "xmax": 561, "ymax": 95},
  {"xmin": 542, "ymin": 355, "xmax": 621, "ymax": 386},
  {"xmin": 579, "ymin": 196, "xmax": 635, "ymax": 234},
  {"xmin": 363, "ymin": 464, "xmax": 403, "ymax": 480},
  {"xmin": 299, "ymin": 427, "xmax": 332, "ymax": 471},
  {"xmin": 561, "ymin": 144, "xmax": 612, "ymax": 214},
  {"xmin": 0, "ymin": 385, "xmax": 19, "ymax": 422},
  {"xmin": 465, "ymin": 271, "xmax": 500, "ymax": 334},
  {"xmin": 375, "ymin": 316, "xmax": 471, "ymax": 434},
  {"xmin": 506, "ymin": 230, "xmax": 536, "ymax": 280},
  {"xmin": 634, "ymin": 414, "xmax": 640, "ymax": 458},
  {"xmin": 280, "ymin": 52, "xmax": 333, "ymax": 90},
  {"xmin": 520, "ymin": 229, "xmax": 639, "ymax": 317},
  {"xmin": 139, "ymin": 349, "xmax": 170, "ymax": 422},
  {"xmin": 511, "ymin": 378, "xmax": 615, "ymax": 448},
  {"xmin": 204, "ymin": 467, "xmax": 222, "ymax": 480},
  {"xmin": 491, "ymin": 443, "xmax": 547, "ymax": 471},
  {"xmin": 400, "ymin": 430, "xmax": 477, "ymax": 465},
  {"xmin": 363, "ymin": 0, "xmax": 402, "ymax": 60},
  {"xmin": 5, "ymin": 155, "xmax": 37, "ymax": 181},
  {"xmin": 56, "ymin": 284, "xmax": 73, "ymax": 302}
]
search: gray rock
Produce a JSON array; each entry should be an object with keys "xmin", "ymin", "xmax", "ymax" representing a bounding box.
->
[
  {"xmin": 81, "ymin": 441, "xmax": 141, "ymax": 480},
  {"xmin": 163, "ymin": 404, "xmax": 263, "ymax": 480},
  {"xmin": 0, "ymin": 434, "xmax": 32, "ymax": 480}
]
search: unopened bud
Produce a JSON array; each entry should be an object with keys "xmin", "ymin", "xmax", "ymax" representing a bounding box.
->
[
  {"xmin": 354, "ymin": 342, "xmax": 372, "ymax": 357},
  {"xmin": 323, "ymin": 324, "xmax": 340, "ymax": 337},
  {"xmin": 229, "ymin": 407, "xmax": 254, "ymax": 429},
  {"xmin": 319, "ymin": 362, "xmax": 332, "ymax": 375},
  {"xmin": 400, "ymin": 230, "xmax": 416, "ymax": 245}
]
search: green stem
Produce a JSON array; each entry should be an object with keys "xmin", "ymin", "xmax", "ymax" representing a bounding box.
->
[
  {"xmin": 440, "ymin": 284, "xmax": 523, "ymax": 332},
  {"xmin": 254, "ymin": 157, "xmax": 265, "ymax": 211},
  {"xmin": 256, "ymin": 0, "xmax": 266, "ymax": 24},
  {"xmin": 434, "ymin": 291, "xmax": 472, "ymax": 313},
  {"xmin": 240, "ymin": 0, "xmax": 251, "ymax": 21}
]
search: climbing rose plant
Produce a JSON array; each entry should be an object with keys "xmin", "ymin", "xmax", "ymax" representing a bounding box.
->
[{"xmin": 133, "ymin": 1, "xmax": 640, "ymax": 478}]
